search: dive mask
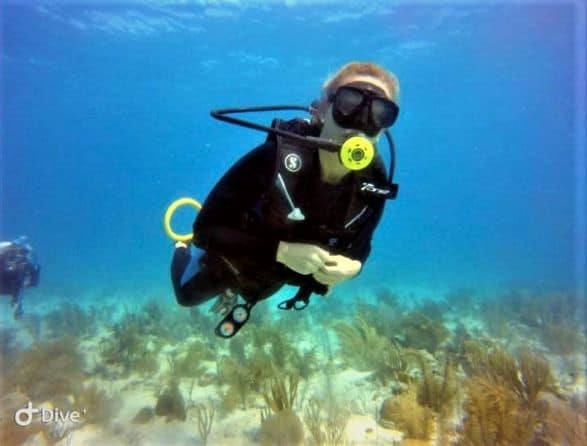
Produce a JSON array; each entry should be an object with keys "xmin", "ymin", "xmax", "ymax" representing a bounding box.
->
[{"xmin": 330, "ymin": 82, "xmax": 399, "ymax": 136}]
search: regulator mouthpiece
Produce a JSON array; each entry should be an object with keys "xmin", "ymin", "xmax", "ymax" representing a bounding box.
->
[{"xmin": 339, "ymin": 136, "xmax": 375, "ymax": 171}]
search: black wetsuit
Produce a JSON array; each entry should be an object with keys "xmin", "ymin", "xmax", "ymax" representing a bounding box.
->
[
  {"xmin": 171, "ymin": 120, "xmax": 386, "ymax": 306},
  {"xmin": 0, "ymin": 242, "xmax": 40, "ymax": 318}
]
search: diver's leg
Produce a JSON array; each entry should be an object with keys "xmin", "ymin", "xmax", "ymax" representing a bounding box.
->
[
  {"xmin": 11, "ymin": 286, "xmax": 24, "ymax": 320},
  {"xmin": 170, "ymin": 244, "xmax": 234, "ymax": 307},
  {"xmin": 240, "ymin": 278, "xmax": 285, "ymax": 304}
]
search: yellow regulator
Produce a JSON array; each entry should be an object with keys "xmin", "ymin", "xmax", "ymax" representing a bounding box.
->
[{"xmin": 339, "ymin": 136, "xmax": 375, "ymax": 171}]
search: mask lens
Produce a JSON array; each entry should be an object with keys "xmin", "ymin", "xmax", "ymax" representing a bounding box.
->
[
  {"xmin": 371, "ymin": 98, "xmax": 399, "ymax": 128},
  {"xmin": 334, "ymin": 87, "xmax": 364, "ymax": 116}
]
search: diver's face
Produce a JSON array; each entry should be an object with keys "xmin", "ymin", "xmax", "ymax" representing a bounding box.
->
[
  {"xmin": 320, "ymin": 76, "xmax": 398, "ymax": 142},
  {"xmin": 321, "ymin": 105, "xmax": 368, "ymax": 142}
]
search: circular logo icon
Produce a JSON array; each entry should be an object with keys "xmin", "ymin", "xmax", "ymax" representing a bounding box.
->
[{"xmin": 284, "ymin": 153, "xmax": 302, "ymax": 172}]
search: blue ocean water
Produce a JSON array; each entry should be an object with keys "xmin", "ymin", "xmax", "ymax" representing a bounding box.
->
[
  {"xmin": 1, "ymin": 1, "xmax": 584, "ymax": 303},
  {"xmin": 2, "ymin": 3, "xmax": 587, "ymax": 446}
]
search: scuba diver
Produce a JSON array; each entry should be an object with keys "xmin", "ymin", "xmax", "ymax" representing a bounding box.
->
[
  {"xmin": 170, "ymin": 61, "xmax": 400, "ymax": 338},
  {"xmin": 0, "ymin": 236, "xmax": 40, "ymax": 319}
]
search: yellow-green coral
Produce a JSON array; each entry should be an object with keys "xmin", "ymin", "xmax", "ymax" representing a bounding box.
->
[
  {"xmin": 458, "ymin": 342, "xmax": 563, "ymax": 446},
  {"xmin": 262, "ymin": 373, "xmax": 299, "ymax": 413},
  {"xmin": 416, "ymin": 355, "xmax": 459, "ymax": 418},
  {"xmin": 397, "ymin": 311, "xmax": 450, "ymax": 354},
  {"xmin": 378, "ymin": 387, "xmax": 435, "ymax": 440},
  {"xmin": 334, "ymin": 315, "xmax": 411, "ymax": 384},
  {"xmin": 6, "ymin": 337, "xmax": 85, "ymax": 401},
  {"xmin": 459, "ymin": 376, "xmax": 536, "ymax": 446}
]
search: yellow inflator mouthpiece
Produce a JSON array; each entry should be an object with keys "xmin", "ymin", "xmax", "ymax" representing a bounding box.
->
[
  {"xmin": 164, "ymin": 197, "xmax": 202, "ymax": 242},
  {"xmin": 340, "ymin": 136, "xmax": 375, "ymax": 171}
]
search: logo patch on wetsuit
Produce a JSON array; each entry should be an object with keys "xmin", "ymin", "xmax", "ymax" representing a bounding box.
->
[
  {"xmin": 284, "ymin": 153, "xmax": 302, "ymax": 173},
  {"xmin": 360, "ymin": 182, "xmax": 392, "ymax": 196}
]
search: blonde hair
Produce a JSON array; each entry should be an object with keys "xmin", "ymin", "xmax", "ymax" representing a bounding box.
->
[{"xmin": 322, "ymin": 61, "xmax": 400, "ymax": 104}]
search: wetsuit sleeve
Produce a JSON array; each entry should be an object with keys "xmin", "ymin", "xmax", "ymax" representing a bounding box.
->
[
  {"xmin": 192, "ymin": 142, "xmax": 279, "ymax": 262},
  {"xmin": 346, "ymin": 202, "xmax": 385, "ymax": 264}
]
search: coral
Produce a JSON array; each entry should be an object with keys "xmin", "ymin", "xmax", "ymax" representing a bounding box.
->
[
  {"xmin": 241, "ymin": 321, "xmax": 309, "ymax": 376},
  {"xmin": 462, "ymin": 343, "xmax": 557, "ymax": 408},
  {"xmin": 5, "ymin": 337, "xmax": 85, "ymax": 401},
  {"xmin": 504, "ymin": 289, "xmax": 578, "ymax": 329},
  {"xmin": 99, "ymin": 312, "xmax": 160, "ymax": 376},
  {"xmin": 416, "ymin": 355, "xmax": 459, "ymax": 418},
  {"xmin": 194, "ymin": 402, "xmax": 215, "ymax": 446},
  {"xmin": 188, "ymin": 307, "xmax": 217, "ymax": 339},
  {"xmin": 44, "ymin": 302, "xmax": 95, "ymax": 338},
  {"xmin": 155, "ymin": 382, "xmax": 186, "ymax": 422},
  {"xmin": 167, "ymin": 339, "xmax": 213, "ymax": 382},
  {"xmin": 74, "ymin": 382, "xmax": 119, "ymax": 425},
  {"xmin": 142, "ymin": 298, "xmax": 163, "ymax": 321},
  {"xmin": 375, "ymin": 287, "xmax": 400, "ymax": 308},
  {"xmin": 335, "ymin": 316, "xmax": 391, "ymax": 368},
  {"xmin": 159, "ymin": 307, "xmax": 194, "ymax": 343},
  {"xmin": 304, "ymin": 399, "xmax": 326, "ymax": 446},
  {"xmin": 258, "ymin": 409, "xmax": 304, "ymax": 446},
  {"xmin": 535, "ymin": 392, "xmax": 587, "ymax": 446},
  {"xmin": 262, "ymin": 373, "xmax": 299, "ymax": 413},
  {"xmin": 355, "ymin": 300, "xmax": 401, "ymax": 340},
  {"xmin": 479, "ymin": 303, "xmax": 515, "ymax": 341},
  {"xmin": 416, "ymin": 298, "xmax": 448, "ymax": 322},
  {"xmin": 517, "ymin": 349, "xmax": 557, "ymax": 407},
  {"xmin": 228, "ymin": 336, "xmax": 247, "ymax": 363},
  {"xmin": 269, "ymin": 329, "xmax": 295, "ymax": 370},
  {"xmin": 216, "ymin": 322, "xmax": 317, "ymax": 412},
  {"xmin": 303, "ymin": 398, "xmax": 350, "ymax": 446},
  {"xmin": 539, "ymin": 322, "xmax": 585, "ymax": 355},
  {"xmin": 86, "ymin": 302, "xmax": 118, "ymax": 326},
  {"xmin": 289, "ymin": 346, "xmax": 320, "ymax": 380},
  {"xmin": 247, "ymin": 322, "xmax": 287, "ymax": 352},
  {"xmin": 445, "ymin": 287, "xmax": 476, "ymax": 313},
  {"xmin": 378, "ymin": 387, "xmax": 435, "ymax": 440},
  {"xmin": 458, "ymin": 376, "xmax": 536, "ymax": 446},
  {"xmin": 458, "ymin": 343, "xmax": 561, "ymax": 445},
  {"xmin": 334, "ymin": 315, "xmax": 414, "ymax": 384},
  {"xmin": 397, "ymin": 312, "xmax": 450, "ymax": 354},
  {"xmin": 376, "ymin": 341, "xmax": 411, "ymax": 385},
  {"xmin": 216, "ymin": 352, "xmax": 276, "ymax": 411}
]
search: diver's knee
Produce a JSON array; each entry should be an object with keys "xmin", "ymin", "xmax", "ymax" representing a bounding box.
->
[
  {"xmin": 175, "ymin": 286, "xmax": 212, "ymax": 307},
  {"xmin": 175, "ymin": 291, "xmax": 194, "ymax": 307}
]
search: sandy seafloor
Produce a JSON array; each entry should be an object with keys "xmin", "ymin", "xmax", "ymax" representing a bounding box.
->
[{"xmin": 1, "ymin": 283, "xmax": 585, "ymax": 446}]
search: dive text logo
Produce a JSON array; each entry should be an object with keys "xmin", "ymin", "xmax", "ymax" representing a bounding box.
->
[{"xmin": 14, "ymin": 402, "xmax": 86, "ymax": 427}]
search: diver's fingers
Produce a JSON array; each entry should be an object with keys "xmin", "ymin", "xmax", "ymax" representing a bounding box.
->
[
  {"xmin": 306, "ymin": 253, "xmax": 329, "ymax": 271},
  {"xmin": 320, "ymin": 256, "xmax": 361, "ymax": 277},
  {"xmin": 312, "ymin": 247, "xmax": 333, "ymax": 263},
  {"xmin": 319, "ymin": 263, "xmax": 343, "ymax": 275},
  {"xmin": 314, "ymin": 269, "xmax": 337, "ymax": 285},
  {"xmin": 303, "ymin": 259, "xmax": 322, "ymax": 275}
]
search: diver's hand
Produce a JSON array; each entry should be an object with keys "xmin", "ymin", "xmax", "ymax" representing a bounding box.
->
[
  {"xmin": 313, "ymin": 254, "xmax": 362, "ymax": 286},
  {"xmin": 276, "ymin": 242, "xmax": 331, "ymax": 275}
]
